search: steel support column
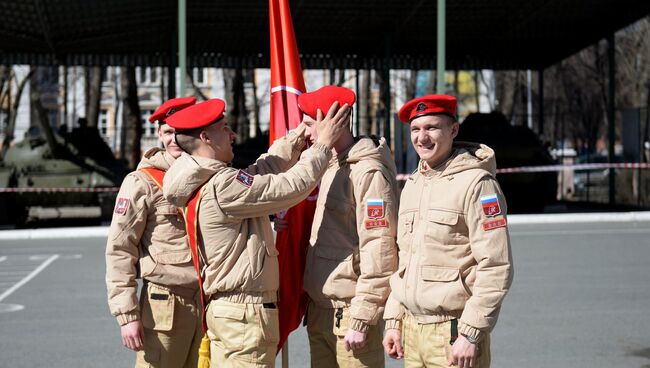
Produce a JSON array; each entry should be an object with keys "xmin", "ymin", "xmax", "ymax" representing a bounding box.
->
[
  {"xmin": 178, "ymin": 0, "xmax": 187, "ymax": 97},
  {"xmin": 607, "ymin": 34, "xmax": 616, "ymax": 205},
  {"xmin": 436, "ymin": 0, "xmax": 446, "ymax": 93}
]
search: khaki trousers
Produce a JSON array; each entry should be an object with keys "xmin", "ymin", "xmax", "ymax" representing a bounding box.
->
[
  {"xmin": 206, "ymin": 299, "xmax": 279, "ymax": 367},
  {"xmin": 402, "ymin": 314, "xmax": 491, "ymax": 368},
  {"xmin": 306, "ymin": 301, "xmax": 385, "ymax": 368},
  {"xmin": 135, "ymin": 283, "xmax": 203, "ymax": 368}
]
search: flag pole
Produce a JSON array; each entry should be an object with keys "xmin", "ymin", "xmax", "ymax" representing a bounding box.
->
[{"xmin": 282, "ymin": 341, "xmax": 289, "ymax": 368}]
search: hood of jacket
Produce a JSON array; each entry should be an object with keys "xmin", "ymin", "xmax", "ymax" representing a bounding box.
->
[
  {"xmin": 136, "ymin": 147, "xmax": 175, "ymax": 171},
  {"xmin": 423, "ymin": 141, "xmax": 497, "ymax": 177},
  {"xmin": 162, "ymin": 152, "xmax": 227, "ymax": 207},
  {"xmin": 336, "ymin": 136, "xmax": 397, "ymax": 173}
]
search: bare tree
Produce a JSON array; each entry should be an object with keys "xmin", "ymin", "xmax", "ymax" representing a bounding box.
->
[
  {"xmin": 1, "ymin": 67, "xmax": 33, "ymax": 156},
  {"xmin": 223, "ymin": 68, "xmax": 249, "ymax": 143},
  {"xmin": 86, "ymin": 66, "xmax": 102, "ymax": 128},
  {"xmin": 120, "ymin": 66, "xmax": 142, "ymax": 170}
]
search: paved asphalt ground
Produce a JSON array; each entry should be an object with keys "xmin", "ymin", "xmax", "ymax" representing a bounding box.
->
[{"xmin": 1, "ymin": 220, "xmax": 650, "ymax": 368}]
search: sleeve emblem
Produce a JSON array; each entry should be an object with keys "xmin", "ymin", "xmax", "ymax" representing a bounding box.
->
[
  {"xmin": 235, "ymin": 170, "xmax": 254, "ymax": 187},
  {"xmin": 480, "ymin": 193, "xmax": 501, "ymax": 217},
  {"xmin": 482, "ymin": 218, "xmax": 507, "ymax": 231},
  {"xmin": 367, "ymin": 198, "xmax": 385, "ymax": 219},
  {"xmin": 114, "ymin": 198, "xmax": 130, "ymax": 215}
]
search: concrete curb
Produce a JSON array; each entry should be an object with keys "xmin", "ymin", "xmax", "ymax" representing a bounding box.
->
[{"xmin": 1, "ymin": 212, "xmax": 650, "ymax": 240}]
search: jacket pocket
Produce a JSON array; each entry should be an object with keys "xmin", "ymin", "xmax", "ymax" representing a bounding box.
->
[
  {"xmin": 141, "ymin": 284, "xmax": 174, "ymax": 331},
  {"xmin": 322, "ymin": 198, "xmax": 354, "ymax": 233},
  {"xmin": 139, "ymin": 255, "xmax": 157, "ymax": 278},
  {"xmin": 425, "ymin": 209, "xmax": 465, "ymax": 245},
  {"xmin": 208, "ymin": 300, "xmax": 246, "ymax": 350},
  {"xmin": 150, "ymin": 249, "xmax": 192, "ymax": 265},
  {"xmin": 311, "ymin": 246, "xmax": 357, "ymax": 299},
  {"xmin": 416, "ymin": 266, "xmax": 470, "ymax": 313},
  {"xmin": 397, "ymin": 210, "xmax": 416, "ymax": 249}
]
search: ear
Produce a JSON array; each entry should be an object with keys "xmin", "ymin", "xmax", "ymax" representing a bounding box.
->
[
  {"xmin": 199, "ymin": 130, "xmax": 210, "ymax": 144},
  {"xmin": 450, "ymin": 121, "xmax": 460, "ymax": 140}
]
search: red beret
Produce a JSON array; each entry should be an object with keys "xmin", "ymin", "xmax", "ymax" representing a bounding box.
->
[
  {"xmin": 398, "ymin": 94, "xmax": 457, "ymax": 123},
  {"xmin": 148, "ymin": 96, "xmax": 197, "ymax": 123},
  {"xmin": 298, "ymin": 86, "xmax": 356, "ymax": 119},
  {"xmin": 165, "ymin": 99, "xmax": 226, "ymax": 131}
]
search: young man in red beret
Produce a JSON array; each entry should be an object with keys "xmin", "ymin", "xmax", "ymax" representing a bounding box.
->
[
  {"xmin": 161, "ymin": 98, "xmax": 351, "ymax": 367},
  {"xmin": 277, "ymin": 85, "xmax": 399, "ymax": 367},
  {"xmin": 105, "ymin": 97, "xmax": 205, "ymax": 367},
  {"xmin": 382, "ymin": 94, "xmax": 514, "ymax": 368}
]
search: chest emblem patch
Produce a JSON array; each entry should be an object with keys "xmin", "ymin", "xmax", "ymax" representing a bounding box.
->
[
  {"xmin": 367, "ymin": 198, "xmax": 385, "ymax": 219},
  {"xmin": 480, "ymin": 194, "xmax": 501, "ymax": 217},
  {"xmin": 235, "ymin": 170, "xmax": 254, "ymax": 187},
  {"xmin": 114, "ymin": 198, "xmax": 130, "ymax": 215}
]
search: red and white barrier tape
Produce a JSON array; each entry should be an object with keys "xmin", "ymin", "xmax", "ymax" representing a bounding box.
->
[
  {"xmin": 2, "ymin": 162, "xmax": 650, "ymax": 190},
  {"xmin": 0, "ymin": 187, "xmax": 120, "ymax": 193},
  {"xmin": 396, "ymin": 162, "xmax": 650, "ymax": 181}
]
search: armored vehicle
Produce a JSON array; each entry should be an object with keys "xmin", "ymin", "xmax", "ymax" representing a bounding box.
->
[{"xmin": 0, "ymin": 124, "xmax": 127, "ymax": 226}]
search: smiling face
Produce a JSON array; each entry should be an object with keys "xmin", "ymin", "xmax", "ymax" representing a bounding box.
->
[
  {"xmin": 157, "ymin": 123, "xmax": 184, "ymax": 158},
  {"xmin": 410, "ymin": 114, "xmax": 459, "ymax": 168},
  {"xmin": 202, "ymin": 119, "xmax": 237, "ymax": 163}
]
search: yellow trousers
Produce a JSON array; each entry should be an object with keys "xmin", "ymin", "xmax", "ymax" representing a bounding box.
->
[
  {"xmin": 206, "ymin": 299, "xmax": 279, "ymax": 367},
  {"xmin": 402, "ymin": 314, "xmax": 491, "ymax": 368},
  {"xmin": 135, "ymin": 283, "xmax": 203, "ymax": 368},
  {"xmin": 306, "ymin": 301, "xmax": 385, "ymax": 368}
]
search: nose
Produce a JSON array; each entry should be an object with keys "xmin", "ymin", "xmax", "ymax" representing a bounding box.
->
[{"xmin": 417, "ymin": 129, "xmax": 429, "ymax": 143}]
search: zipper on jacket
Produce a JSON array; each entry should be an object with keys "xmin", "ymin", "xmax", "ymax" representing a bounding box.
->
[{"xmin": 335, "ymin": 308, "xmax": 343, "ymax": 328}]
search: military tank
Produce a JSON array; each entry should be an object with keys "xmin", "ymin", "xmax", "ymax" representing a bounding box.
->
[
  {"xmin": 0, "ymin": 123, "xmax": 127, "ymax": 226},
  {"xmin": 456, "ymin": 112, "xmax": 557, "ymax": 213}
]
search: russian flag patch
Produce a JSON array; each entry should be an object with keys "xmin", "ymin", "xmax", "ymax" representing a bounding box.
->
[
  {"xmin": 480, "ymin": 194, "xmax": 501, "ymax": 217},
  {"xmin": 367, "ymin": 198, "xmax": 385, "ymax": 219}
]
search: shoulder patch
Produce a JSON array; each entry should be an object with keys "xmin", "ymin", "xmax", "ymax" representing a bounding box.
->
[
  {"xmin": 480, "ymin": 193, "xmax": 501, "ymax": 217},
  {"xmin": 482, "ymin": 218, "xmax": 507, "ymax": 231},
  {"xmin": 235, "ymin": 170, "xmax": 254, "ymax": 187},
  {"xmin": 114, "ymin": 198, "xmax": 130, "ymax": 215},
  {"xmin": 365, "ymin": 219, "xmax": 389, "ymax": 229},
  {"xmin": 367, "ymin": 198, "xmax": 385, "ymax": 219}
]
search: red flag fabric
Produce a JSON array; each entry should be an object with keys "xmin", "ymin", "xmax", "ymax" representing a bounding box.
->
[{"xmin": 269, "ymin": 0, "xmax": 315, "ymax": 352}]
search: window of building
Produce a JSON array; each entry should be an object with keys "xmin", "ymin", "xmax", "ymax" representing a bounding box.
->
[
  {"xmin": 141, "ymin": 109, "xmax": 157, "ymax": 138},
  {"xmin": 194, "ymin": 68, "xmax": 207, "ymax": 86},
  {"xmin": 99, "ymin": 109, "xmax": 109, "ymax": 136}
]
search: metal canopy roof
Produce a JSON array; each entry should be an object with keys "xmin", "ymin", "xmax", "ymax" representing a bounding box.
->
[{"xmin": 1, "ymin": 0, "xmax": 649, "ymax": 70}]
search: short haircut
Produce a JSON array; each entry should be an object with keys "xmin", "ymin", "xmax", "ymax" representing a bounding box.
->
[{"xmin": 174, "ymin": 128, "xmax": 203, "ymax": 154}]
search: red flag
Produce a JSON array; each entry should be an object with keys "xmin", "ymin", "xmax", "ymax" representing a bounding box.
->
[{"xmin": 269, "ymin": 0, "xmax": 316, "ymax": 352}]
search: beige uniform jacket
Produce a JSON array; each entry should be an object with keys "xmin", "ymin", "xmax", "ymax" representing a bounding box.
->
[
  {"xmin": 163, "ymin": 132, "xmax": 332, "ymax": 303},
  {"xmin": 105, "ymin": 148, "xmax": 197, "ymax": 326},
  {"xmin": 384, "ymin": 142, "xmax": 514, "ymax": 342},
  {"xmin": 303, "ymin": 137, "xmax": 399, "ymax": 332}
]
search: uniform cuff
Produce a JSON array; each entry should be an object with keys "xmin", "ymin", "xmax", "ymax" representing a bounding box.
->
[
  {"xmin": 349, "ymin": 318, "xmax": 370, "ymax": 333},
  {"xmin": 116, "ymin": 311, "xmax": 140, "ymax": 326},
  {"xmin": 286, "ymin": 130, "xmax": 306, "ymax": 151},
  {"xmin": 458, "ymin": 321, "xmax": 484, "ymax": 342},
  {"xmin": 384, "ymin": 319, "xmax": 402, "ymax": 331},
  {"xmin": 310, "ymin": 142, "xmax": 332, "ymax": 155}
]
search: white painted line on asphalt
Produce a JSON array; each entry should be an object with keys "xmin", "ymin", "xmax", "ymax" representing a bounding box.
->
[
  {"xmin": 0, "ymin": 226, "xmax": 108, "ymax": 240},
  {"xmin": 61, "ymin": 254, "xmax": 83, "ymax": 260},
  {"xmin": 0, "ymin": 304, "xmax": 25, "ymax": 313},
  {"xmin": 0, "ymin": 254, "xmax": 59, "ymax": 303},
  {"xmin": 29, "ymin": 255, "xmax": 51, "ymax": 261},
  {"xmin": 508, "ymin": 211, "xmax": 650, "ymax": 224},
  {"xmin": 512, "ymin": 228, "xmax": 650, "ymax": 237},
  {"xmin": 0, "ymin": 256, "xmax": 6, "ymax": 263},
  {"xmin": 0, "ymin": 211, "xmax": 649, "ymax": 240}
]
